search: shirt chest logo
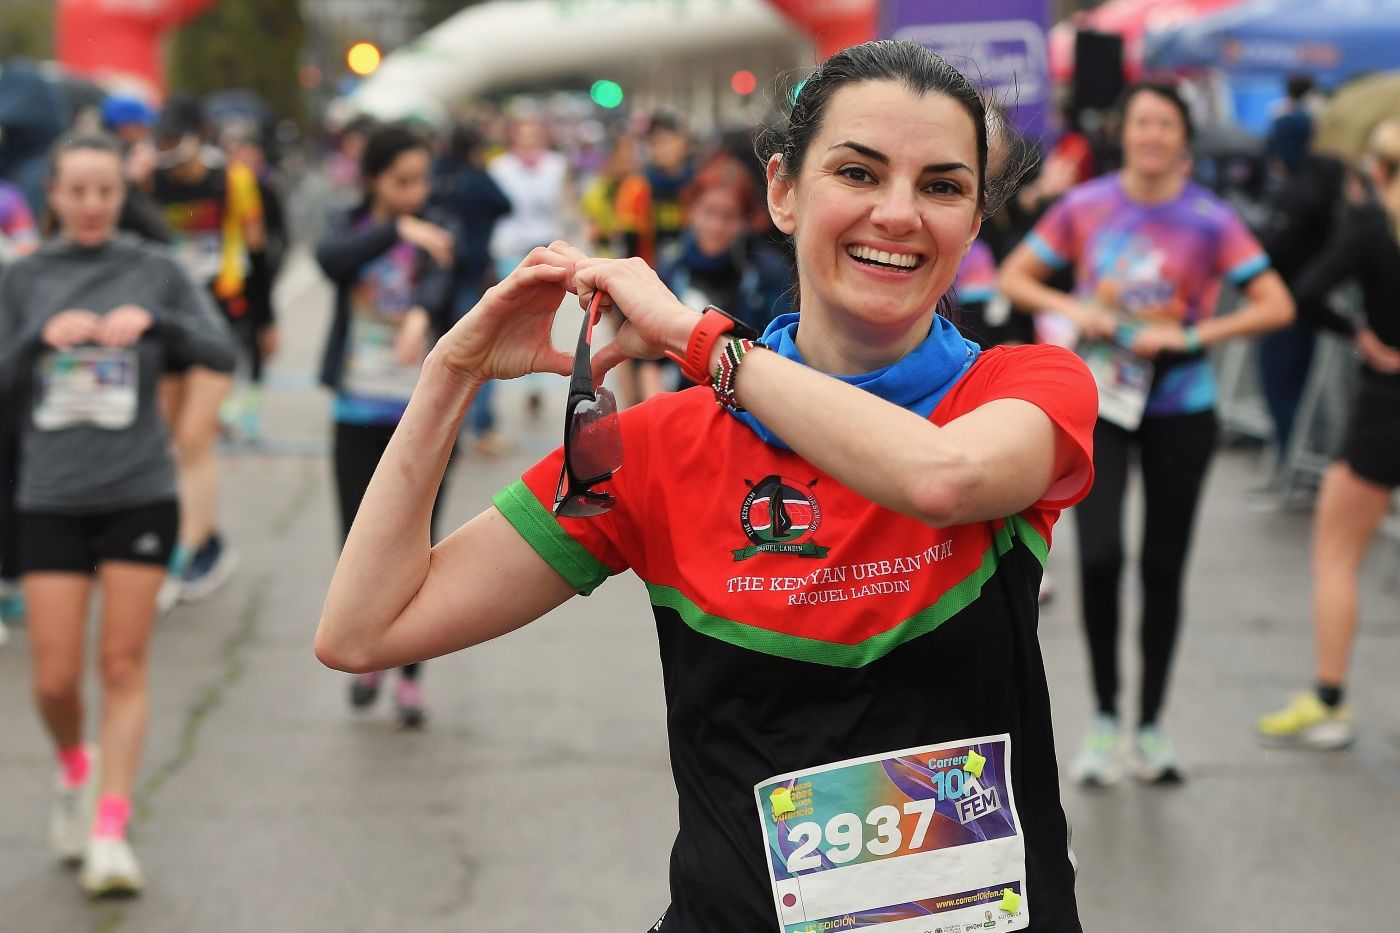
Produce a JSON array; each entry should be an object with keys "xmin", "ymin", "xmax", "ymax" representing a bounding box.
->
[{"xmin": 735, "ymin": 475, "xmax": 829, "ymax": 561}]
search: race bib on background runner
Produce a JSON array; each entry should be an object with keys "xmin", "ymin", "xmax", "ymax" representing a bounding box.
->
[
  {"xmin": 1079, "ymin": 339, "xmax": 1152, "ymax": 431},
  {"xmin": 755, "ymin": 735, "xmax": 1029, "ymax": 933},
  {"xmin": 33, "ymin": 348, "xmax": 139, "ymax": 431},
  {"xmin": 342, "ymin": 317, "xmax": 420, "ymax": 402},
  {"xmin": 171, "ymin": 232, "xmax": 225, "ymax": 284}
]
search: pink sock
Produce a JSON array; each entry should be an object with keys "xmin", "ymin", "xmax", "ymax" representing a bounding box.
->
[
  {"xmin": 57, "ymin": 745, "xmax": 90, "ymax": 788},
  {"xmin": 93, "ymin": 794, "xmax": 132, "ymax": 840}
]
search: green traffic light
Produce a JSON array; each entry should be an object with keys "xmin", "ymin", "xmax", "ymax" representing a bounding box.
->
[{"xmin": 590, "ymin": 79, "xmax": 624, "ymax": 109}]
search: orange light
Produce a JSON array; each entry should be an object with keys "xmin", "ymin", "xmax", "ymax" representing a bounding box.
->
[
  {"xmin": 731, "ymin": 69, "xmax": 758, "ymax": 96},
  {"xmin": 347, "ymin": 42, "xmax": 382, "ymax": 77}
]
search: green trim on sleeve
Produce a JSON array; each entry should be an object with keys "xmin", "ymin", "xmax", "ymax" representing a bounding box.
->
[
  {"xmin": 1010, "ymin": 514, "xmax": 1049, "ymax": 566},
  {"xmin": 491, "ymin": 480, "xmax": 613, "ymax": 595}
]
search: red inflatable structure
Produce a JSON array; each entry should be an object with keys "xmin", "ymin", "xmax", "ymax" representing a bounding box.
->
[{"xmin": 55, "ymin": 0, "xmax": 217, "ymax": 97}]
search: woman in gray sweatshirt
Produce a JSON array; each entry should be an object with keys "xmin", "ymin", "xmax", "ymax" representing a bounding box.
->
[{"xmin": 0, "ymin": 132, "xmax": 235, "ymax": 897}]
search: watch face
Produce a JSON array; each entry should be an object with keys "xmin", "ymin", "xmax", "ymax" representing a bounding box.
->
[{"xmin": 706, "ymin": 305, "xmax": 759, "ymax": 340}]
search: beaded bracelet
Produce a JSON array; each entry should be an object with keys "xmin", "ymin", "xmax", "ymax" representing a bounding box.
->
[{"xmin": 712, "ymin": 337, "xmax": 756, "ymax": 412}]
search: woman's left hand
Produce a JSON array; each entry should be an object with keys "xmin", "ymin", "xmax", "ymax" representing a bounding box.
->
[
  {"xmin": 574, "ymin": 257, "xmax": 698, "ymax": 383},
  {"xmin": 1128, "ymin": 323, "xmax": 1189, "ymax": 359},
  {"xmin": 427, "ymin": 242, "xmax": 583, "ymax": 387},
  {"xmin": 98, "ymin": 304, "xmax": 155, "ymax": 347}
]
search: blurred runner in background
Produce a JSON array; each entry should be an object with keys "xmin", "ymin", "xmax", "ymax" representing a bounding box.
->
[
  {"xmin": 488, "ymin": 113, "xmax": 570, "ymax": 419},
  {"xmin": 0, "ymin": 132, "xmax": 235, "ymax": 895},
  {"xmin": 1000, "ymin": 82, "xmax": 1294, "ymax": 786},
  {"xmin": 432, "ymin": 122, "xmax": 512, "ymax": 455},
  {"xmin": 150, "ymin": 97, "xmax": 265, "ymax": 611},
  {"xmin": 315, "ymin": 123, "xmax": 457, "ymax": 728},
  {"xmin": 1257, "ymin": 119, "xmax": 1400, "ymax": 750}
]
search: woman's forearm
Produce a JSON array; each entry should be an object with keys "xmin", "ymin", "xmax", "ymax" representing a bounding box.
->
[
  {"xmin": 1196, "ymin": 271, "xmax": 1295, "ymax": 346},
  {"xmin": 724, "ymin": 348, "xmax": 1042, "ymax": 527},
  {"xmin": 317, "ymin": 356, "xmax": 480, "ymax": 661},
  {"xmin": 999, "ymin": 254, "xmax": 1083, "ymax": 320}
]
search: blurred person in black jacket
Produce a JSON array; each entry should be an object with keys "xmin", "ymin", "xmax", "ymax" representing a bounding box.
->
[
  {"xmin": 1254, "ymin": 110, "xmax": 1347, "ymax": 463},
  {"xmin": 432, "ymin": 123, "xmax": 512, "ymax": 454}
]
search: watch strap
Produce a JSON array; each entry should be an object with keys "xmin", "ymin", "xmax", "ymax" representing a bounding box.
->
[{"xmin": 665, "ymin": 305, "xmax": 754, "ymax": 385}]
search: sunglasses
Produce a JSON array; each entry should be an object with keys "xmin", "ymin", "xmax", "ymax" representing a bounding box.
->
[{"xmin": 553, "ymin": 291, "xmax": 623, "ymax": 518}]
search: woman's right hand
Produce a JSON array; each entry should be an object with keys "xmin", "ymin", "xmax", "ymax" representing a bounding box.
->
[
  {"xmin": 1066, "ymin": 302, "xmax": 1119, "ymax": 342},
  {"xmin": 396, "ymin": 215, "xmax": 455, "ymax": 268},
  {"xmin": 427, "ymin": 242, "xmax": 582, "ymax": 387},
  {"xmin": 42, "ymin": 310, "xmax": 101, "ymax": 350},
  {"xmin": 1356, "ymin": 327, "xmax": 1400, "ymax": 374}
]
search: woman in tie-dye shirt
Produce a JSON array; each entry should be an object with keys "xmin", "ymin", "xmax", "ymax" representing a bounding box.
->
[{"xmin": 999, "ymin": 82, "xmax": 1293, "ymax": 787}]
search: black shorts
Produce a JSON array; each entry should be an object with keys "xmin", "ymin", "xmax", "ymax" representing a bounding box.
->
[
  {"xmin": 19, "ymin": 500, "xmax": 179, "ymax": 574},
  {"xmin": 1337, "ymin": 371, "xmax": 1400, "ymax": 488}
]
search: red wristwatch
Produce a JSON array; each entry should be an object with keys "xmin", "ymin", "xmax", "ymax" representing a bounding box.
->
[{"xmin": 665, "ymin": 305, "xmax": 759, "ymax": 385}]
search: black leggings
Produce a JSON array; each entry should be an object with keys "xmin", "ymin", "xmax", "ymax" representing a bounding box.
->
[
  {"xmin": 333, "ymin": 420, "xmax": 453, "ymax": 680},
  {"xmin": 1075, "ymin": 410, "xmax": 1217, "ymax": 726}
]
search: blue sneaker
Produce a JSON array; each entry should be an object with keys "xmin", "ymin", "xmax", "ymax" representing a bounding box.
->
[
  {"xmin": 180, "ymin": 534, "xmax": 239, "ymax": 602},
  {"xmin": 0, "ymin": 582, "xmax": 24, "ymax": 626}
]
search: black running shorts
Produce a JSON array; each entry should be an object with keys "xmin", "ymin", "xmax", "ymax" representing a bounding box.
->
[
  {"xmin": 1338, "ymin": 371, "xmax": 1400, "ymax": 488},
  {"xmin": 19, "ymin": 500, "xmax": 179, "ymax": 574}
]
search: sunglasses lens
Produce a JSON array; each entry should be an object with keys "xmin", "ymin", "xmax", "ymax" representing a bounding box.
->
[
  {"xmin": 555, "ymin": 491, "xmax": 615, "ymax": 518},
  {"xmin": 567, "ymin": 387, "xmax": 622, "ymax": 483}
]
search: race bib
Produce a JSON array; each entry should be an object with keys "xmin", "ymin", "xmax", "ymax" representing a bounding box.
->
[
  {"xmin": 755, "ymin": 734, "xmax": 1029, "ymax": 933},
  {"xmin": 1079, "ymin": 339, "xmax": 1153, "ymax": 431},
  {"xmin": 171, "ymin": 232, "xmax": 225, "ymax": 283},
  {"xmin": 342, "ymin": 317, "xmax": 420, "ymax": 402},
  {"xmin": 33, "ymin": 348, "xmax": 139, "ymax": 431}
]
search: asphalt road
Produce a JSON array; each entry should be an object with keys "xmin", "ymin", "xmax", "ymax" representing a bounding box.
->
[{"xmin": 0, "ymin": 251, "xmax": 1396, "ymax": 932}]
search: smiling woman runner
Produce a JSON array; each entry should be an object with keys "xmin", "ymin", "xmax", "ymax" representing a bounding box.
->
[
  {"xmin": 317, "ymin": 41, "xmax": 1097, "ymax": 933},
  {"xmin": 0, "ymin": 132, "xmax": 236, "ymax": 896}
]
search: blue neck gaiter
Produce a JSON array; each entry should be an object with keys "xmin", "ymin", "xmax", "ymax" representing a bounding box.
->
[{"xmin": 731, "ymin": 312, "xmax": 980, "ymax": 450}]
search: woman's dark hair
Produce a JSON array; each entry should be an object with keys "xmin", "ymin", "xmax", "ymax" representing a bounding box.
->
[
  {"xmin": 48, "ymin": 131, "xmax": 123, "ymax": 179},
  {"xmin": 758, "ymin": 40, "xmax": 992, "ymax": 213},
  {"xmin": 1117, "ymin": 81, "xmax": 1195, "ymax": 141},
  {"xmin": 445, "ymin": 123, "xmax": 486, "ymax": 167},
  {"xmin": 360, "ymin": 123, "xmax": 428, "ymax": 182}
]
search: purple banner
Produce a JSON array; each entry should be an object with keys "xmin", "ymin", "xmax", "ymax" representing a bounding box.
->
[{"xmin": 882, "ymin": 0, "xmax": 1051, "ymax": 140}]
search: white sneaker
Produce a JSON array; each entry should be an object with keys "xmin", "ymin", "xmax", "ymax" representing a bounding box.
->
[
  {"xmin": 1132, "ymin": 725, "xmax": 1184, "ymax": 784},
  {"xmin": 1069, "ymin": 714, "xmax": 1121, "ymax": 786},
  {"xmin": 80, "ymin": 836, "xmax": 144, "ymax": 896},
  {"xmin": 50, "ymin": 749, "xmax": 99, "ymax": 865},
  {"xmin": 155, "ymin": 574, "xmax": 183, "ymax": 615}
]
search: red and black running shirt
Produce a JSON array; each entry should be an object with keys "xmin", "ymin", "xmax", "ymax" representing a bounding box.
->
[{"xmin": 493, "ymin": 344, "xmax": 1097, "ymax": 933}]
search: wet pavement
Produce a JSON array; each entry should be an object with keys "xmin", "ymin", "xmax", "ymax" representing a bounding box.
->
[{"xmin": 0, "ymin": 251, "xmax": 1396, "ymax": 932}]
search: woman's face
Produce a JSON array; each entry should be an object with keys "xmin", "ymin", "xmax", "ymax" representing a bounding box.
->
[
  {"xmin": 511, "ymin": 119, "xmax": 548, "ymax": 156},
  {"xmin": 49, "ymin": 149, "xmax": 125, "ymax": 247},
  {"xmin": 767, "ymin": 80, "xmax": 982, "ymax": 333},
  {"xmin": 690, "ymin": 186, "xmax": 747, "ymax": 256},
  {"xmin": 370, "ymin": 147, "xmax": 431, "ymax": 216},
  {"xmin": 1122, "ymin": 91, "xmax": 1189, "ymax": 179}
]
